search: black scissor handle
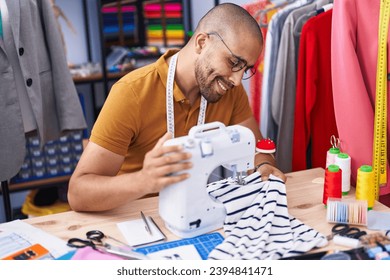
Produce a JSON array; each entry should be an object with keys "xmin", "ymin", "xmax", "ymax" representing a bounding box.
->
[
  {"xmin": 344, "ymin": 227, "xmax": 366, "ymax": 239},
  {"xmin": 86, "ymin": 230, "xmax": 105, "ymax": 242},
  {"xmin": 332, "ymin": 224, "xmax": 367, "ymax": 239},
  {"xmin": 342, "ymin": 226, "xmax": 367, "ymax": 239},
  {"xmin": 352, "ymin": 230, "xmax": 367, "ymax": 239},
  {"xmin": 332, "ymin": 224, "xmax": 349, "ymax": 235},
  {"xmin": 67, "ymin": 238, "xmax": 95, "ymax": 249},
  {"xmin": 343, "ymin": 227, "xmax": 360, "ymax": 236}
]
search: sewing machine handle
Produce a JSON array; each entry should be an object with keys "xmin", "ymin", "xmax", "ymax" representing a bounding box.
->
[{"xmin": 189, "ymin": 122, "xmax": 226, "ymax": 138}]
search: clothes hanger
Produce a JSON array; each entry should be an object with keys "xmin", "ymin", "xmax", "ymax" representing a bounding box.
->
[
  {"xmin": 293, "ymin": 2, "xmax": 333, "ymax": 37},
  {"xmin": 256, "ymin": 0, "xmax": 295, "ymax": 28}
]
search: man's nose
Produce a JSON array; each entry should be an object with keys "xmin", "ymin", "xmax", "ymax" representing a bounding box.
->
[{"xmin": 228, "ymin": 69, "xmax": 244, "ymax": 87}]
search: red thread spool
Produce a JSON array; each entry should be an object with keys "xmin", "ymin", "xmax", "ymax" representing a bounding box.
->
[{"xmin": 323, "ymin": 164, "xmax": 342, "ymax": 205}]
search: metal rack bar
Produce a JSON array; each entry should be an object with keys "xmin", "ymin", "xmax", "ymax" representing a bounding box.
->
[{"xmin": 1, "ymin": 181, "xmax": 12, "ymax": 222}]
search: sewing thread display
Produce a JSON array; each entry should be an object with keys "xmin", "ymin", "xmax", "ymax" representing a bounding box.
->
[
  {"xmin": 323, "ymin": 164, "xmax": 342, "ymax": 205},
  {"xmin": 334, "ymin": 153, "xmax": 351, "ymax": 195},
  {"xmin": 326, "ymin": 198, "xmax": 367, "ymax": 225},
  {"xmin": 356, "ymin": 165, "xmax": 375, "ymax": 210}
]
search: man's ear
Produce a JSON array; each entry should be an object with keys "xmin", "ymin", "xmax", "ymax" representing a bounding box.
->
[{"xmin": 194, "ymin": 33, "xmax": 208, "ymax": 54}]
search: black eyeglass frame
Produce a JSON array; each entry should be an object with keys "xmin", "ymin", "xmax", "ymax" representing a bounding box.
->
[{"xmin": 206, "ymin": 32, "xmax": 257, "ymax": 80}]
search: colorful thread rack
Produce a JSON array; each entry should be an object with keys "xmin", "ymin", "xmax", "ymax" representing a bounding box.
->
[{"xmin": 326, "ymin": 198, "xmax": 368, "ymax": 226}]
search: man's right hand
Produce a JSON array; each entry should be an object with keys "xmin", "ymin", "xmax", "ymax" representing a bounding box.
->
[{"xmin": 138, "ymin": 132, "xmax": 193, "ymax": 194}]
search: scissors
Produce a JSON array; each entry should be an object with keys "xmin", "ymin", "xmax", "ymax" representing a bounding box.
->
[
  {"xmin": 327, "ymin": 224, "xmax": 367, "ymax": 240},
  {"xmin": 330, "ymin": 135, "xmax": 340, "ymax": 149},
  {"xmin": 67, "ymin": 230, "xmax": 149, "ymax": 260}
]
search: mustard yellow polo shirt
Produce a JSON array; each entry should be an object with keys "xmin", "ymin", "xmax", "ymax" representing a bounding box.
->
[{"xmin": 90, "ymin": 50, "xmax": 253, "ymax": 174}]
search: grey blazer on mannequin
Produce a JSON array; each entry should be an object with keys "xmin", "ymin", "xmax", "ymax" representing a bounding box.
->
[{"xmin": 0, "ymin": 0, "xmax": 87, "ymax": 181}]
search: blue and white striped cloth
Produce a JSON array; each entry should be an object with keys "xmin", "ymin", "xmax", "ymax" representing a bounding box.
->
[{"xmin": 206, "ymin": 172, "xmax": 328, "ymax": 260}]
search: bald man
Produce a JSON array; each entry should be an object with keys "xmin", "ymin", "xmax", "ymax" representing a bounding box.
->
[{"xmin": 68, "ymin": 3, "xmax": 286, "ymax": 212}]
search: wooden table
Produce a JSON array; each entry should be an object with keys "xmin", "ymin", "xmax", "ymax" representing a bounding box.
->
[{"xmin": 22, "ymin": 168, "xmax": 390, "ymax": 254}]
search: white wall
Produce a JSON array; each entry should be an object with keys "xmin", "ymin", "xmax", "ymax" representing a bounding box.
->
[{"xmin": 56, "ymin": 0, "xmax": 89, "ymax": 65}]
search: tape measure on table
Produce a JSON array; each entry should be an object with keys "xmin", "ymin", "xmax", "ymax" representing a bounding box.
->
[{"xmin": 373, "ymin": 0, "xmax": 390, "ymax": 199}]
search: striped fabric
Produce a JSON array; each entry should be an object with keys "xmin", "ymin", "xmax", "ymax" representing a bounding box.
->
[{"xmin": 206, "ymin": 173, "xmax": 328, "ymax": 260}]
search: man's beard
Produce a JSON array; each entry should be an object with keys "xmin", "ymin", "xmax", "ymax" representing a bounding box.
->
[{"xmin": 194, "ymin": 59, "xmax": 224, "ymax": 104}]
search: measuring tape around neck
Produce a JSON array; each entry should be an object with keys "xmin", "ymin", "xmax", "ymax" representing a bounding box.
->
[
  {"xmin": 373, "ymin": 0, "xmax": 390, "ymax": 199},
  {"xmin": 166, "ymin": 53, "xmax": 207, "ymax": 137}
]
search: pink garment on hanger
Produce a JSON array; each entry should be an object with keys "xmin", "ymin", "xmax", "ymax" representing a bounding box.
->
[{"xmin": 331, "ymin": 0, "xmax": 390, "ymax": 195}]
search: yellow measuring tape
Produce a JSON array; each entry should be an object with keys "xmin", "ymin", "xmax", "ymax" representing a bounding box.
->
[{"xmin": 373, "ymin": 0, "xmax": 390, "ymax": 199}]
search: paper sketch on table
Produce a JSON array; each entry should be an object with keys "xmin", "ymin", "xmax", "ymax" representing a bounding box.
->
[
  {"xmin": 0, "ymin": 219, "xmax": 72, "ymax": 259},
  {"xmin": 117, "ymin": 217, "xmax": 166, "ymax": 247}
]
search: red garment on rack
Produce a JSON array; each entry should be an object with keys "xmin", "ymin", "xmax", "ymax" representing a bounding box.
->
[
  {"xmin": 292, "ymin": 9, "xmax": 338, "ymax": 171},
  {"xmin": 242, "ymin": 0, "xmax": 270, "ymax": 125}
]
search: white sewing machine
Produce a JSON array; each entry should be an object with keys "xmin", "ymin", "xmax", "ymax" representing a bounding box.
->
[{"xmin": 159, "ymin": 122, "xmax": 255, "ymax": 238}]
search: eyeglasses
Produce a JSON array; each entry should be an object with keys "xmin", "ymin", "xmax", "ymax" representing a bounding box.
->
[{"xmin": 206, "ymin": 32, "xmax": 256, "ymax": 80}]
